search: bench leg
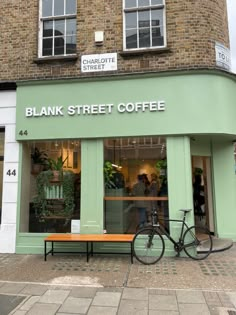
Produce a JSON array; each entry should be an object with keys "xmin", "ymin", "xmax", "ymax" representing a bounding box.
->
[
  {"xmin": 130, "ymin": 242, "xmax": 133, "ymax": 264},
  {"xmin": 44, "ymin": 241, "xmax": 47, "ymax": 261},
  {"xmin": 86, "ymin": 242, "xmax": 89, "ymax": 262}
]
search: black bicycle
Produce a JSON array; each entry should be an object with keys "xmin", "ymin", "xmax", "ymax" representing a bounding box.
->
[{"xmin": 132, "ymin": 209, "xmax": 213, "ymax": 265}]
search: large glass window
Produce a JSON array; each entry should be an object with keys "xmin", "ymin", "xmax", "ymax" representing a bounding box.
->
[
  {"xmin": 124, "ymin": 0, "xmax": 166, "ymax": 50},
  {"xmin": 0, "ymin": 129, "xmax": 4, "ymax": 225},
  {"xmin": 21, "ymin": 140, "xmax": 81, "ymax": 233},
  {"xmin": 104, "ymin": 136, "xmax": 168, "ymax": 234},
  {"xmin": 39, "ymin": 0, "xmax": 77, "ymax": 57}
]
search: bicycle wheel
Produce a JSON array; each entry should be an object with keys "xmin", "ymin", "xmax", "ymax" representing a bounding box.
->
[
  {"xmin": 132, "ymin": 227, "xmax": 165, "ymax": 265},
  {"xmin": 183, "ymin": 225, "xmax": 212, "ymax": 260}
]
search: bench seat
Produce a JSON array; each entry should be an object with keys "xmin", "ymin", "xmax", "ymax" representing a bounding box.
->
[{"xmin": 44, "ymin": 233, "xmax": 135, "ymax": 263}]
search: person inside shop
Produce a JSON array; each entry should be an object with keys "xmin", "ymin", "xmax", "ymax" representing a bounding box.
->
[
  {"xmin": 74, "ymin": 173, "xmax": 81, "ymax": 218},
  {"xmin": 132, "ymin": 174, "xmax": 148, "ymax": 228},
  {"xmin": 148, "ymin": 173, "xmax": 159, "ymax": 220},
  {"xmin": 193, "ymin": 174, "xmax": 205, "ymax": 217},
  {"xmin": 158, "ymin": 176, "xmax": 169, "ymax": 231}
]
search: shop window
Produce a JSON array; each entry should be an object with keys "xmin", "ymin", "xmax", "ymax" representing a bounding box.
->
[
  {"xmin": 39, "ymin": 0, "xmax": 77, "ymax": 57},
  {"xmin": 123, "ymin": 0, "xmax": 166, "ymax": 50},
  {"xmin": 21, "ymin": 140, "xmax": 81, "ymax": 233},
  {"xmin": 0, "ymin": 128, "xmax": 4, "ymax": 225},
  {"xmin": 104, "ymin": 136, "xmax": 168, "ymax": 234}
]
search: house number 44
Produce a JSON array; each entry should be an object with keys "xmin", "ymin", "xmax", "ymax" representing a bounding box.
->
[{"xmin": 6, "ymin": 169, "xmax": 16, "ymax": 176}]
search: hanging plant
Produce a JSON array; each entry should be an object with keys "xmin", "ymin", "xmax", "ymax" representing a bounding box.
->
[
  {"xmin": 104, "ymin": 161, "xmax": 116, "ymax": 189},
  {"xmin": 155, "ymin": 159, "xmax": 167, "ymax": 171},
  {"xmin": 194, "ymin": 167, "xmax": 203, "ymax": 176}
]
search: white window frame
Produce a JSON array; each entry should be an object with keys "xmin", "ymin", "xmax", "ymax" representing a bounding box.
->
[
  {"xmin": 38, "ymin": 0, "xmax": 77, "ymax": 58},
  {"xmin": 123, "ymin": 0, "xmax": 167, "ymax": 51}
]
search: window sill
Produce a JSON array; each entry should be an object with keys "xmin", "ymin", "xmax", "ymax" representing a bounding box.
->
[
  {"xmin": 34, "ymin": 55, "xmax": 78, "ymax": 64},
  {"xmin": 120, "ymin": 47, "xmax": 171, "ymax": 57}
]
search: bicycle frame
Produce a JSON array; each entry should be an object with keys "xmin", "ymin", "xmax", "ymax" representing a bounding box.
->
[{"xmin": 153, "ymin": 211, "xmax": 192, "ymax": 254}]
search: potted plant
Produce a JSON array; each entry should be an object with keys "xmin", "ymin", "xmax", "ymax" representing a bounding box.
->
[
  {"xmin": 155, "ymin": 158, "xmax": 167, "ymax": 185},
  {"xmin": 33, "ymin": 170, "xmax": 75, "ymax": 220},
  {"xmin": 31, "ymin": 147, "xmax": 48, "ymax": 175},
  {"xmin": 48, "ymin": 155, "xmax": 68, "ymax": 182},
  {"xmin": 104, "ymin": 161, "xmax": 116, "ymax": 189}
]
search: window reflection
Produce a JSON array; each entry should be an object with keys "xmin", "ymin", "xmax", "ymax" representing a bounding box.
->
[
  {"xmin": 42, "ymin": 0, "xmax": 53, "ymax": 17},
  {"xmin": 125, "ymin": 0, "xmax": 137, "ymax": 8},
  {"xmin": 66, "ymin": 0, "xmax": 76, "ymax": 14},
  {"xmin": 54, "ymin": 0, "xmax": 64, "ymax": 16},
  {"xmin": 41, "ymin": 1, "xmax": 76, "ymax": 56}
]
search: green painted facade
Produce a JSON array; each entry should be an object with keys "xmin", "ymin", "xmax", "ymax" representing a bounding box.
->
[{"xmin": 15, "ymin": 70, "xmax": 236, "ymax": 254}]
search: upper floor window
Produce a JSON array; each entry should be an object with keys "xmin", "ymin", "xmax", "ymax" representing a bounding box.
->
[
  {"xmin": 123, "ymin": 0, "xmax": 166, "ymax": 50},
  {"xmin": 39, "ymin": 0, "xmax": 77, "ymax": 57}
]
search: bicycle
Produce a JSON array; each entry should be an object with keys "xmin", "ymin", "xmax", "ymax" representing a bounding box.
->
[{"xmin": 132, "ymin": 208, "xmax": 213, "ymax": 265}]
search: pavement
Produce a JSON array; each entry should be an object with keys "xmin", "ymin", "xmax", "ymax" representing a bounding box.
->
[{"xmin": 1, "ymin": 243, "xmax": 236, "ymax": 314}]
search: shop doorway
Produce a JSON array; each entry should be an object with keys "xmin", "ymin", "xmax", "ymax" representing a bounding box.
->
[{"xmin": 192, "ymin": 156, "xmax": 215, "ymax": 234}]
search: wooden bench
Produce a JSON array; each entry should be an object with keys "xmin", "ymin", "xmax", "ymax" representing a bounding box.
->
[{"xmin": 44, "ymin": 234, "xmax": 135, "ymax": 263}]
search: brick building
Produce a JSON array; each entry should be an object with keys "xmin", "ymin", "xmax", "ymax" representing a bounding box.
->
[{"xmin": 0, "ymin": 0, "xmax": 235, "ymax": 254}]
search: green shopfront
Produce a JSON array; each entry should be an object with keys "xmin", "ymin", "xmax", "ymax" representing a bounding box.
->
[{"xmin": 15, "ymin": 70, "xmax": 236, "ymax": 254}]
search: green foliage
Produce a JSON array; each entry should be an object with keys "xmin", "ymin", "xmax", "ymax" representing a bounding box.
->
[
  {"xmin": 155, "ymin": 159, "xmax": 167, "ymax": 185},
  {"xmin": 194, "ymin": 167, "xmax": 203, "ymax": 176},
  {"xmin": 48, "ymin": 155, "xmax": 68, "ymax": 171},
  {"xmin": 63, "ymin": 171, "xmax": 75, "ymax": 216},
  {"xmin": 104, "ymin": 161, "xmax": 116, "ymax": 188},
  {"xmin": 31, "ymin": 147, "xmax": 48, "ymax": 165},
  {"xmin": 33, "ymin": 170, "xmax": 75, "ymax": 218},
  {"xmin": 33, "ymin": 170, "xmax": 53, "ymax": 217},
  {"xmin": 155, "ymin": 159, "xmax": 167, "ymax": 170}
]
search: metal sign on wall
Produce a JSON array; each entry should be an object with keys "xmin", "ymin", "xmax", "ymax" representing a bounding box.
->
[
  {"xmin": 81, "ymin": 53, "xmax": 117, "ymax": 73},
  {"xmin": 215, "ymin": 42, "xmax": 231, "ymax": 71}
]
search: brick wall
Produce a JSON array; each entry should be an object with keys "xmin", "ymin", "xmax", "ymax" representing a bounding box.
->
[{"xmin": 0, "ymin": 0, "xmax": 230, "ymax": 81}]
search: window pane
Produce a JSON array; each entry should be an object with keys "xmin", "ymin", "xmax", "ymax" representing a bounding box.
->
[
  {"xmin": 43, "ymin": 21, "xmax": 53, "ymax": 37},
  {"xmin": 54, "ymin": 37, "xmax": 65, "ymax": 55},
  {"xmin": 66, "ymin": 19, "xmax": 76, "ymax": 36},
  {"xmin": 54, "ymin": 20, "xmax": 65, "ymax": 36},
  {"xmin": 0, "ymin": 130, "xmax": 4, "ymax": 226},
  {"xmin": 139, "ymin": 28, "xmax": 150, "ymax": 47},
  {"xmin": 125, "ymin": 0, "xmax": 137, "ymax": 8},
  {"xmin": 66, "ymin": 35, "xmax": 76, "ymax": 54},
  {"xmin": 66, "ymin": 0, "xmax": 76, "ymax": 14},
  {"xmin": 104, "ymin": 137, "xmax": 168, "ymax": 234},
  {"xmin": 126, "ymin": 29, "xmax": 137, "ymax": 48},
  {"xmin": 126, "ymin": 12, "xmax": 137, "ymax": 29},
  {"xmin": 139, "ymin": 11, "xmax": 150, "ymax": 28},
  {"xmin": 152, "ymin": 26, "xmax": 164, "ymax": 46},
  {"xmin": 54, "ymin": 0, "xmax": 64, "ymax": 16},
  {"xmin": 42, "ymin": 0, "xmax": 53, "ymax": 17},
  {"xmin": 151, "ymin": 0, "xmax": 163, "ymax": 4},
  {"xmin": 43, "ymin": 38, "xmax": 53, "ymax": 56},
  {"xmin": 138, "ymin": 0, "xmax": 149, "ymax": 6},
  {"xmin": 25, "ymin": 141, "xmax": 81, "ymax": 233},
  {"xmin": 151, "ymin": 9, "xmax": 163, "ymax": 26}
]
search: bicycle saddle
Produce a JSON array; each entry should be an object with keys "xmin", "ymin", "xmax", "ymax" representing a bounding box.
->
[{"xmin": 179, "ymin": 209, "xmax": 192, "ymax": 213}]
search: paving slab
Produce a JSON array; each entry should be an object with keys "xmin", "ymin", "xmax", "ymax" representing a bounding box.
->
[
  {"xmin": 0, "ymin": 294, "xmax": 27, "ymax": 315},
  {"xmin": 117, "ymin": 299, "xmax": 148, "ymax": 315},
  {"xmin": 178, "ymin": 303, "xmax": 211, "ymax": 315},
  {"xmin": 58, "ymin": 296, "xmax": 92, "ymax": 314},
  {"xmin": 39, "ymin": 289, "xmax": 70, "ymax": 304},
  {"xmin": 91, "ymin": 291, "xmax": 121, "ymax": 306},
  {"xmin": 149, "ymin": 294, "xmax": 178, "ymax": 311},
  {"xmin": 26, "ymin": 303, "xmax": 60, "ymax": 315},
  {"xmin": 87, "ymin": 305, "xmax": 118, "ymax": 315},
  {"xmin": 122, "ymin": 287, "xmax": 148, "ymax": 300},
  {"xmin": 176, "ymin": 290, "xmax": 206, "ymax": 303}
]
